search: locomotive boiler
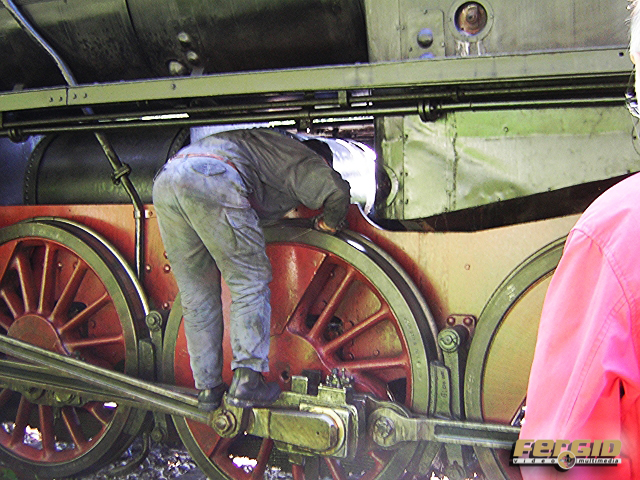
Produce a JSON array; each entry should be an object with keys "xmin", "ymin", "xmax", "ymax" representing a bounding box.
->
[{"xmin": 0, "ymin": 0, "xmax": 636, "ymax": 479}]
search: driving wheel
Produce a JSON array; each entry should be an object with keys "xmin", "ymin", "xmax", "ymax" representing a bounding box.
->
[
  {"xmin": 164, "ymin": 225, "xmax": 439, "ymax": 480},
  {"xmin": 0, "ymin": 219, "xmax": 148, "ymax": 479},
  {"xmin": 464, "ymin": 238, "xmax": 565, "ymax": 479}
]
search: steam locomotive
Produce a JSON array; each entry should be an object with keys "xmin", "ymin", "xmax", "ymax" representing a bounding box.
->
[{"xmin": 0, "ymin": 0, "xmax": 635, "ymax": 479}]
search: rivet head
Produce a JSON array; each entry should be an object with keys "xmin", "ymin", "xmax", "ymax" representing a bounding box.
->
[
  {"xmin": 168, "ymin": 60, "xmax": 188, "ymax": 76},
  {"xmin": 177, "ymin": 31, "xmax": 191, "ymax": 45}
]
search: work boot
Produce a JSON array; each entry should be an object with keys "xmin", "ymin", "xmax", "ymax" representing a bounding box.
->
[
  {"xmin": 197, "ymin": 383, "xmax": 227, "ymax": 412},
  {"xmin": 227, "ymin": 367, "xmax": 281, "ymax": 408}
]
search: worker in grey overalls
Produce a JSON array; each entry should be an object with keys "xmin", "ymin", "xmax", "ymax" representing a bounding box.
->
[{"xmin": 153, "ymin": 128, "xmax": 350, "ymax": 411}]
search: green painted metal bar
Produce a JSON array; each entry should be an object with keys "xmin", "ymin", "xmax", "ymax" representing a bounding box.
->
[
  {"xmin": 0, "ymin": 334, "xmax": 210, "ymax": 424},
  {"xmin": 0, "ymin": 47, "xmax": 631, "ymax": 113}
]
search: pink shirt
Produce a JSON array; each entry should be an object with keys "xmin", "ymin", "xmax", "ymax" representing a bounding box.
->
[{"xmin": 520, "ymin": 173, "xmax": 640, "ymax": 479}]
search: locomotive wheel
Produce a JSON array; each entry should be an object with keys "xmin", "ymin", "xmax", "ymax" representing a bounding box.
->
[
  {"xmin": 464, "ymin": 238, "xmax": 565, "ymax": 480},
  {"xmin": 164, "ymin": 225, "xmax": 439, "ymax": 480},
  {"xmin": 0, "ymin": 219, "xmax": 147, "ymax": 479}
]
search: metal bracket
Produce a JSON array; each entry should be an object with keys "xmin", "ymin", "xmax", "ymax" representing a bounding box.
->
[
  {"xmin": 437, "ymin": 325, "xmax": 468, "ymax": 418},
  {"xmin": 111, "ymin": 163, "xmax": 132, "ymax": 185},
  {"xmin": 435, "ymin": 325, "xmax": 471, "ymax": 472},
  {"xmin": 144, "ymin": 310, "xmax": 166, "ymax": 381}
]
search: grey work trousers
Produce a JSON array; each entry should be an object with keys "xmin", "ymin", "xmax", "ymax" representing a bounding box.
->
[{"xmin": 152, "ymin": 155, "xmax": 272, "ymax": 389}]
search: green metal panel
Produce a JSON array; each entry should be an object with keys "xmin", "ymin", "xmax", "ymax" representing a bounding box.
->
[
  {"xmin": 362, "ymin": 0, "xmax": 629, "ymax": 61},
  {"xmin": 380, "ymin": 106, "xmax": 640, "ymax": 220}
]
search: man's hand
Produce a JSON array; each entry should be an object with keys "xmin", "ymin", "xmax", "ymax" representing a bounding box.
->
[{"xmin": 313, "ymin": 216, "xmax": 337, "ymax": 234}]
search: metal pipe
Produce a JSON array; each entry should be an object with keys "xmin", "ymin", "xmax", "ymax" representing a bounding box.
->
[
  {"xmin": 0, "ymin": 96, "xmax": 625, "ymax": 138},
  {"xmin": 1, "ymin": 0, "xmax": 146, "ymax": 278}
]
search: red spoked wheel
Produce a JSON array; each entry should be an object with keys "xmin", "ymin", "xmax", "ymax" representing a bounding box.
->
[
  {"xmin": 164, "ymin": 225, "xmax": 439, "ymax": 480},
  {"xmin": 0, "ymin": 220, "xmax": 147, "ymax": 479}
]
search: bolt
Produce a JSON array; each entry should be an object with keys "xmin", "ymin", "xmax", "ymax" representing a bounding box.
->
[
  {"xmin": 373, "ymin": 417, "xmax": 395, "ymax": 440},
  {"xmin": 438, "ymin": 329, "xmax": 461, "ymax": 352},
  {"xmin": 214, "ymin": 415, "xmax": 229, "ymax": 431},
  {"xmin": 163, "ymin": 264, "xmax": 171, "ymax": 273},
  {"xmin": 145, "ymin": 311, "xmax": 163, "ymax": 331},
  {"xmin": 168, "ymin": 60, "xmax": 187, "ymax": 76},
  {"xmin": 54, "ymin": 391, "xmax": 74, "ymax": 403},
  {"xmin": 145, "ymin": 264, "xmax": 152, "ymax": 272},
  {"xmin": 177, "ymin": 31, "xmax": 192, "ymax": 45},
  {"xmin": 446, "ymin": 316, "xmax": 456, "ymax": 325},
  {"xmin": 416, "ymin": 28, "xmax": 434, "ymax": 48},
  {"xmin": 212, "ymin": 411, "xmax": 236, "ymax": 436},
  {"xmin": 463, "ymin": 316, "xmax": 474, "ymax": 327},
  {"xmin": 150, "ymin": 426, "xmax": 167, "ymax": 443},
  {"xmin": 186, "ymin": 50, "xmax": 200, "ymax": 65},
  {"xmin": 162, "ymin": 302, "xmax": 170, "ymax": 310}
]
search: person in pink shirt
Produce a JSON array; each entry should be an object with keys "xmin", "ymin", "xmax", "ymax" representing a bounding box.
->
[{"xmin": 519, "ymin": 3, "xmax": 640, "ymax": 478}]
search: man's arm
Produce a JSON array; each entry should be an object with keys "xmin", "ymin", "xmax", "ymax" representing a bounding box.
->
[{"xmin": 287, "ymin": 157, "xmax": 351, "ymax": 231}]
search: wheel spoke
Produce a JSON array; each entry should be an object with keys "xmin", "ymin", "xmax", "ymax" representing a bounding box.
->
[
  {"xmin": 335, "ymin": 353, "xmax": 409, "ymax": 372},
  {"xmin": 0, "ymin": 312, "xmax": 12, "ymax": 332},
  {"xmin": 359, "ymin": 450, "xmax": 391, "ymax": 480},
  {"xmin": 61, "ymin": 407, "xmax": 88, "ymax": 450},
  {"xmin": 324, "ymin": 458, "xmax": 347, "ymax": 480},
  {"xmin": 287, "ymin": 257, "xmax": 335, "ymax": 333},
  {"xmin": 0, "ymin": 388, "xmax": 13, "ymax": 407},
  {"xmin": 292, "ymin": 464, "xmax": 306, "ymax": 480},
  {"xmin": 38, "ymin": 405, "xmax": 56, "ymax": 457},
  {"xmin": 320, "ymin": 305, "xmax": 390, "ymax": 356},
  {"xmin": 1, "ymin": 287, "xmax": 24, "ymax": 319},
  {"xmin": 83, "ymin": 403, "xmax": 113, "ymax": 426},
  {"xmin": 64, "ymin": 333, "xmax": 125, "ymax": 350},
  {"xmin": 50, "ymin": 262, "xmax": 88, "ymax": 325},
  {"xmin": 58, "ymin": 292, "xmax": 110, "ymax": 335},
  {"xmin": 13, "ymin": 251, "xmax": 38, "ymax": 313},
  {"xmin": 9, "ymin": 397, "xmax": 32, "ymax": 447},
  {"xmin": 209, "ymin": 436, "xmax": 235, "ymax": 459},
  {"xmin": 249, "ymin": 439, "xmax": 274, "ymax": 480},
  {"xmin": 0, "ymin": 240, "xmax": 18, "ymax": 281},
  {"xmin": 38, "ymin": 243, "xmax": 58, "ymax": 315},
  {"xmin": 307, "ymin": 267, "xmax": 356, "ymax": 343}
]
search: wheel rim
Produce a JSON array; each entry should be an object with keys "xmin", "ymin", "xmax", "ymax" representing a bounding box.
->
[
  {"xmin": 464, "ymin": 238, "xmax": 565, "ymax": 480},
  {"xmin": 164, "ymin": 225, "xmax": 438, "ymax": 480},
  {"xmin": 0, "ymin": 220, "xmax": 146, "ymax": 478}
]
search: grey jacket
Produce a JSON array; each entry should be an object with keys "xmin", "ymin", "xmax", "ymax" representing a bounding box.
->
[{"xmin": 178, "ymin": 128, "xmax": 351, "ymax": 229}]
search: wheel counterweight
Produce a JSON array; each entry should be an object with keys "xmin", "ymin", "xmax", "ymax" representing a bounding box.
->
[
  {"xmin": 0, "ymin": 220, "xmax": 147, "ymax": 479},
  {"xmin": 164, "ymin": 225, "xmax": 439, "ymax": 480}
]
